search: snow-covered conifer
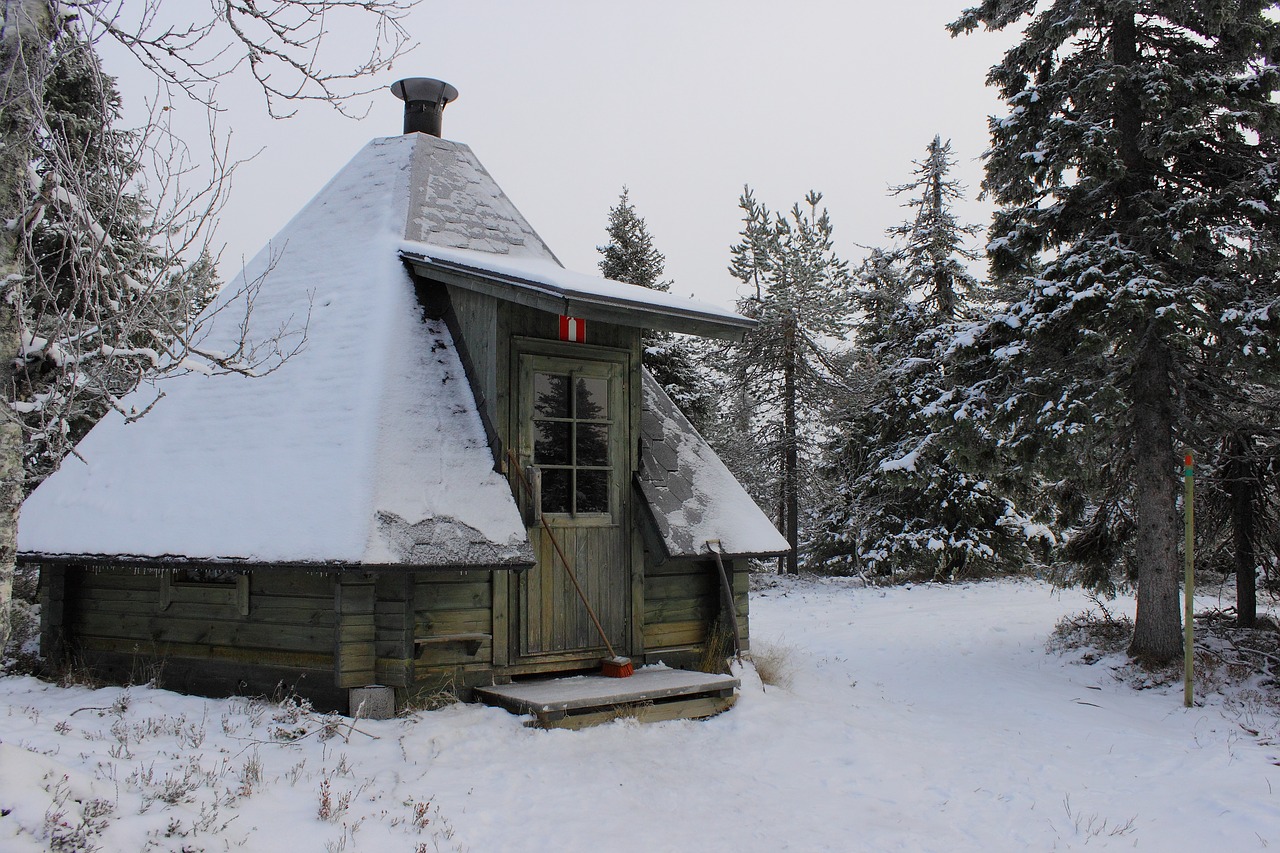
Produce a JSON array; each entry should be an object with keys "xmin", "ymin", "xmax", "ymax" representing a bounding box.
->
[
  {"xmin": 816, "ymin": 140, "xmax": 1042, "ymax": 580},
  {"xmin": 950, "ymin": 1, "xmax": 1280, "ymax": 662},
  {"xmin": 890, "ymin": 136, "xmax": 983, "ymax": 320}
]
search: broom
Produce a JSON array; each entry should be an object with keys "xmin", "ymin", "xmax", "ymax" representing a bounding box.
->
[{"xmin": 509, "ymin": 452, "xmax": 634, "ymax": 678}]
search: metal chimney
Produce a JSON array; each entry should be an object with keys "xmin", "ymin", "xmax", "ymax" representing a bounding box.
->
[{"xmin": 391, "ymin": 78, "xmax": 458, "ymax": 137}]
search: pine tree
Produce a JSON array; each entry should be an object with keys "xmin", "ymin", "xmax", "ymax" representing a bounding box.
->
[
  {"xmin": 726, "ymin": 187, "xmax": 853, "ymax": 574},
  {"xmin": 597, "ymin": 187, "xmax": 712, "ymax": 429},
  {"xmin": 950, "ymin": 1, "xmax": 1280, "ymax": 662}
]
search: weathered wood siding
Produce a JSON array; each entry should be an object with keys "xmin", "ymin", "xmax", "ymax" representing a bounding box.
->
[
  {"xmin": 374, "ymin": 573, "xmax": 413, "ymax": 687},
  {"xmin": 642, "ymin": 557, "xmax": 749, "ymax": 667},
  {"xmin": 445, "ymin": 284, "xmax": 500, "ymax": 442},
  {"xmin": 334, "ymin": 574, "xmax": 376, "ymax": 688},
  {"xmin": 408, "ymin": 571, "xmax": 494, "ymax": 695},
  {"xmin": 56, "ymin": 566, "xmax": 344, "ymax": 708}
]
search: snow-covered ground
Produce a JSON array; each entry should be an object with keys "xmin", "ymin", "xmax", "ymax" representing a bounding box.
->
[{"xmin": 2, "ymin": 578, "xmax": 1278, "ymax": 851}]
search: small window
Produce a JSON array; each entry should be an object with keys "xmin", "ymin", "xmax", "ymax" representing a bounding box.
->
[
  {"xmin": 532, "ymin": 371, "xmax": 612, "ymax": 515},
  {"xmin": 160, "ymin": 568, "xmax": 250, "ymax": 616},
  {"xmin": 172, "ymin": 567, "xmax": 240, "ymax": 586}
]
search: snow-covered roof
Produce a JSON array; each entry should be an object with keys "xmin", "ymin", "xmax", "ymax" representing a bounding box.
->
[
  {"xmin": 19, "ymin": 131, "xmax": 765, "ymax": 568},
  {"xmin": 19, "ymin": 134, "xmax": 531, "ymax": 567},
  {"xmin": 637, "ymin": 372, "xmax": 790, "ymax": 559}
]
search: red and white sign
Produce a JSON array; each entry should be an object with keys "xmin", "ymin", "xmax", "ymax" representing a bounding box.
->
[{"xmin": 559, "ymin": 315, "xmax": 586, "ymax": 343}]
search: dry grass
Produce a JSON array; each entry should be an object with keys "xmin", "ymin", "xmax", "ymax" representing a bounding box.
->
[
  {"xmin": 697, "ymin": 616, "xmax": 735, "ymax": 674},
  {"xmin": 1046, "ymin": 598, "xmax": 1134, "ymax": 664},
  {"xmin": 399, "ymin": 677, "xmax": 462, "ymax": 714},
  {"xmin": 748, "ymin": 641, "xmax": 797, "ymax": 690}
]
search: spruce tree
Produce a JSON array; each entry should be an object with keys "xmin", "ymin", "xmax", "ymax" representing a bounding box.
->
[
  {"xmin": 18, "ymin": 29, "xmax": 203, "ymax": 489},
  {"xmin": 891, "ymin": 136, "xmax": 984, "ymax": 320},
  {"xmin": 727, "ymin": 187, "xmax": 853, "ymax": 574},
  {"xmin": 598, "ymin": 187, "xmax": 712, "ymax": 429},
  {"xmin": 817, "ymin": 140, "xmax": 1042, "ymax": 579},
  {"xmin": 950, "ymin": 1, "xmax": 1280, "ymax": 662}
]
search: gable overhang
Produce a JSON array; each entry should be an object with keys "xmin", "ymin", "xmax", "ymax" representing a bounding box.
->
[{"xmin": 400, "ymin": 244, "xmax": 755, "ymax": 342}]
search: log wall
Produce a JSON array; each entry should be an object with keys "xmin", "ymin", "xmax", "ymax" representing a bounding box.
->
[
  {"xmin": 641, "ymin": 557, "xmax": 749, "ymax": 669},
  {"xmin": 52, "ymin": 566, "xmax": 346, "ymax": 709}
]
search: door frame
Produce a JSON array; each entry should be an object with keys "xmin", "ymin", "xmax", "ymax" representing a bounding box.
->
[{"xmin": 505, "ymin": 337, "xmax": 635, "ymax": 667}]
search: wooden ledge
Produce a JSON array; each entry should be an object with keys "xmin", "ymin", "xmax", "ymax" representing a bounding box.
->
[{"xmin": 414, "ymin": 633, "xmax": 489, "ymax": 656}]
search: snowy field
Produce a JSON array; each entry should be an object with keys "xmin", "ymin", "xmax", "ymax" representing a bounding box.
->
[{"xmin": 2, "ymin": 578, "xmax": 1278, "ymax": 852}]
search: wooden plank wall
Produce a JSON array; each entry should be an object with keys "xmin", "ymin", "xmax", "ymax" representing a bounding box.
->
[
  {"xmin": 410, "ymin": 571, "xmax": 494, "ymax": 694},
  {"xmin": 334, "ymin": 574, "xmax": 376, "ymax": 688},
  {"xmin": 39, "ymin": 564, "xmax": 67, "ymax": 662},
  {"xmin": 446, "ymin": 285, "xmax": 499, "ymax": 430},
  {"xmin": 61, "ymin": 567, "xmax": 342, "ymax": 705},
  {"xmin": 642, "ymin": 558, "xmax": 749, "ymax": 666},
  {"xmin": 374, "ymin": 573, "xmax": 413, "ymax": 687}
]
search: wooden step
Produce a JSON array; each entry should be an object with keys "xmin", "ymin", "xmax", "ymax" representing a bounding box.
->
[{"xmin": 474, "ymin": 667, "xmax": 738, "ymax": 729}]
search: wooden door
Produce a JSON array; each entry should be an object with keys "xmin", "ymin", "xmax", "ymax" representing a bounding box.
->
[{"xmin": 516, "ymin": 352, "xmax": 629, "ymax": 660}]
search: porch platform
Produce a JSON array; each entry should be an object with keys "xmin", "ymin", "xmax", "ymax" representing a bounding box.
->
[{"xmin": 474, "ymin": 666, "xmax": 739, "ymax": 729}]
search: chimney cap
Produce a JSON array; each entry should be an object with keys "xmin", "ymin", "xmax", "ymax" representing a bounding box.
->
[{"xmin": 391, "ymin": 78, "xmax": 459, "ymax": 106}]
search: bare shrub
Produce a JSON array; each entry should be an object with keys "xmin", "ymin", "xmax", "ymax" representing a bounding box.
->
[{"xmin": 1046, "ymin": 596, "xmax": 1133, "ymax": 663}]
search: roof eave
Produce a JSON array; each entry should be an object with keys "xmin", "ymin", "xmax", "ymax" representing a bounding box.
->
[
  {"xmin": 661, "ymin": 544, "xmax": 791, "ymax": 561},
  {"xmin": 400, "ymin": 251, "xmax": 754, "ymax": 342},
  {"xmin": 19, "ymin": 552, "xmax": 534, "ymax": 572}
]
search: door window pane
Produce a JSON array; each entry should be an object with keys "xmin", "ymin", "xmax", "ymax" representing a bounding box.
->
[
  {"xmin": 533, "ymin": 421, "xmax": 571, "ymax": 465},
  {"xmin": 575, "ymin": 376, "xmax": 608, "ymax": 420},
  {"xmin": 540, "ymin": 469, "xmax": 571, "ymax": 514},
  {"xmin": 534, "ymin": 373, "xmax": 570, "ymax": 418},
  {"xmin": 576, "ymin": 424, "xmax": 609, "ymax": 467},
  {"xmin": 529, "ymin": 365, "xmax": 614, "ymax": 516},
  {"xmin": 576, "ymin": 471, "xmax": 609, "ymax": 513}
]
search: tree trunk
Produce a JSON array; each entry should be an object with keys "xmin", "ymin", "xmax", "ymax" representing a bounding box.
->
[
  {"xmin": 0, "ymin": 0, "xmax": 52, "ymax": 653},
  {"xmin": 1111, "ymin": 9, "xmax": 1181, "ymax": 662},
  {"xmin": 1112, "ymin": 8, "xmax": 1144, "ymax": 222},
  {"xmin": 1127, "ymin": 337, "xmax": 1183, "ymax": 663},
  {"xmin": 1226, "ymin": 430, "xmax": 1257, "ymax": 628},
  {"xmin": 782, "ymin": 311, "xmax": 799, "ymax": 575}
]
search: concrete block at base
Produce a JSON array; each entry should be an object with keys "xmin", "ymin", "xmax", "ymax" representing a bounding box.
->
[{"xmin": 349, "ymin": 685, "xmax": 395, "ymax": 720}]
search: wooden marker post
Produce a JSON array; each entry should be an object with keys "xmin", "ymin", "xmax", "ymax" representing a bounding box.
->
[{"xmin": 1184, "ymin": 452, "xmax": 1195, "ymax": 709}]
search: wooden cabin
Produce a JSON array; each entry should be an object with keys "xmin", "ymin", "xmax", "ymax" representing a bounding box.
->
[{"xmin": 18, "ymin": 80, "xmax": 788, "ymax": 717}]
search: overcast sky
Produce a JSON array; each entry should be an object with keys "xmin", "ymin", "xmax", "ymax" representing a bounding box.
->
[{"xmin": 107, "ymin": 2, "xmax": 1020, "ymax": 309}]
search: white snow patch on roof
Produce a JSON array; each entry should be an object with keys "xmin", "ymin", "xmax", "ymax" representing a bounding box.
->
[
  {"xmin": 19, "ymin": 135, "xmax": 529, "ymax": 565},
  {"xmin": 637, "ymin": 373, "xmax": 788, "ymax": 558}
]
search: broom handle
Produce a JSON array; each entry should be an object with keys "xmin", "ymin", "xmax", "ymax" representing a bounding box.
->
[
  {"xmin": 508, "ymin": 451, "xmax": 618, "ymax": 659},
  {"xmin": 708, "ymin": 540, "xmax": 742, "ymax": 662}
]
